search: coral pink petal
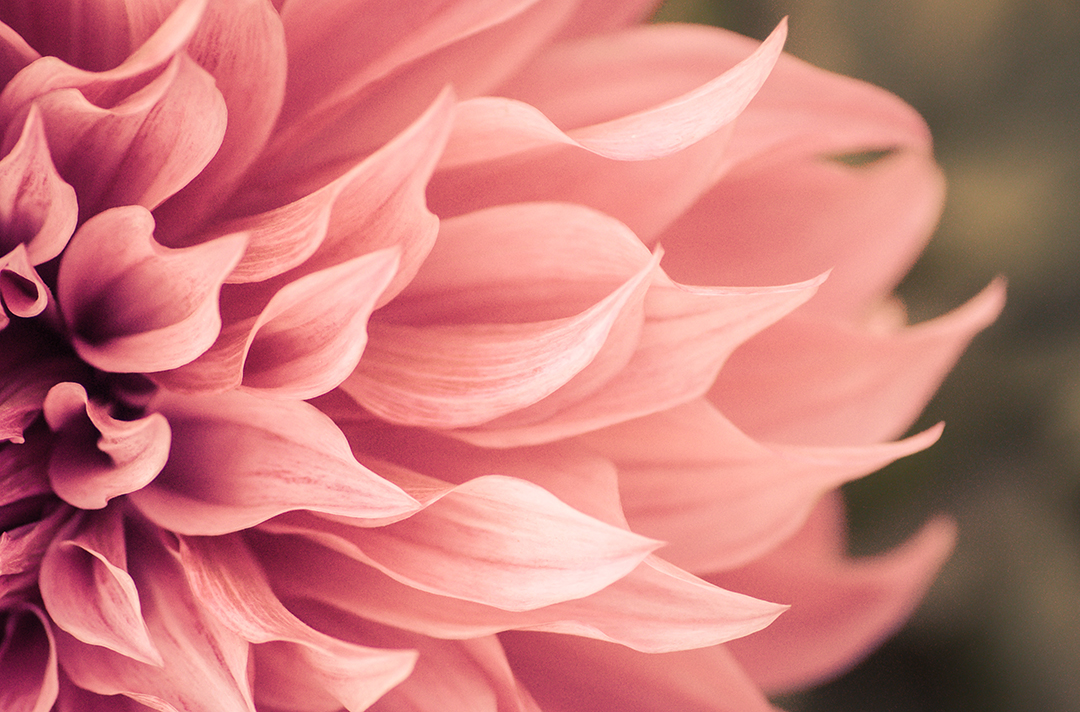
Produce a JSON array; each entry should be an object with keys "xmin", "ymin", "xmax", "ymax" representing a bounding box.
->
[
  {"xmin": 713, "ymin": 494, "xmax": 958, "ymax": 694},
  {"xmin": 582, "ymin": 398, "xmax": 943, "ymax": 572},
  {"xmin": 129, "ymin": 390, "xmax": 418, "ymax": 535},
  {"xmin": 712, "ymin": 279, "xmax": 1006, "ymax": 446},
  {"xmin": 660, "ymin": 149, "xmax": 946, "ymax": 319},
  {"xmin": 42, "ymin": 382, "xmax": 170, "ymax": 511},
  {"xmin": 55, "ymin": 523, "xmax": 255, "ymax": 712},
  {"xmin": 39, "ymin": 509, "xmax": 161, "ymax": 666},
  {"xmin": 267, "ymin": 474, "xmax": 658, "ymax": 611},
  {"xmin": 257, "ymin": 0, "xmax": 575, "ymax": 189},
  {"xmin": 456, "ymin": 272, "xmax": 824, "ymax": 448},
  {"xmin": 58, "ymin": 206, "xmax": 246, "ymax": 374},
  {"xmin": 152, "ymin": 0, "xmax": 287, "ymax": 242},
  {"xmin": 0, "ymin": 245, "xmax": 50, "ymax": 321},
  {"xmin": 178, "ymin": 533, "xmax": 418, "ymax": 712},
  {"xmin": 159, "ymin": 247, "xmax": 399, "ymax": 398},
  {"xmin": 554, "ymin": 0, "xmax": 660, "ymax": 38},
  {"xmin": 0, "ymin": 106, "xmax": 76, "ymax": 264},
  {"xmin": 500, "ymin": 632, "xmax": 779, "ymax": 712},
  {"xmin": 0, "ymin": 602, "xmax": 58, "ymax": 712}
]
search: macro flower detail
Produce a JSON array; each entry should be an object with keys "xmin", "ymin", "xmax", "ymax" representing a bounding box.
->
[{"xmin": 0, "ymin": 2, "xmax": 1003, "ymax": 711}]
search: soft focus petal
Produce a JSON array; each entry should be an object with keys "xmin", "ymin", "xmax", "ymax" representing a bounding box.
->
[
  {"xmin": 714, "ymin": 494, "xmax": 957, "ymax": 694},
  {"xmin": 58, "ymin": 206, "xmax": 246, "ymax": 373},
  {"xmin": 129, "ymin": 390, "xmax": 419, "ymax": 535},
  {"xmin": 0, "ymin": 602, "xmax": 58, "ymax": 712}
]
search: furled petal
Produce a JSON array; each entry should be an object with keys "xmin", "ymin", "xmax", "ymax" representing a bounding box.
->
[
  {"xmin": 156, "ymin": 247, "xmax": 399, "ymax": 398},
  {"xmin": 43, "ymin": 382, "xmax": 170, "ymax": 511},
  {"xmin": 0, "ymin": 337, "xmax": 86, "ymax": 444},
  {"xmin": 266, "ymin": 473, "xmax": 659, "ymax": 611},
  {"xmin": 39, "ymin": 508, "xmax": 161, "ymax": 665},
  {"xmin": 0, "ymin": 503, "xmax": 70, "ymax": 579},
  {"xmin": 0, "ymin": 602, "xmax": 58, "ymax": 712},
  {"xmin": 58, "ymin": 206, "xmax": 246, "ymax": 374},
  {"xmin": 500, "ymin": 632, "xmax": 779, "ymax": 712},
  {"xmin": 714, "ymin": 493, "xmax": 957, "ymax": 694},
  {"xmin": 0, "ymin": 106, "xmax": 76, "ymax": 264},
  {"xmin": 711, "ymin": 280, "xmax": 1006, "ymax": 446},
  {"xmin": 342, "ymin": 202, "xmax": 658, "ymax": 429},
  {"xmin": 580, "ymin": 397, "xmax": 944, "ymax": 572},
  {"xmin": 55, "ymin": 521, "xmax": 255, "ymax": 712},
  {"xmin": 178, "ymin": 533, "xmax": 417, "ymax": 712},
  {"xmin": 0, "ymin": 20, "xmax": 39, "ymax": 87},
  {"xmin": 129, "ymin": 390, "xmax": 419, "ymax": 535},
  {"xmin": 0, "ymin": 245, "xmax": 50, "ymax": 324}
]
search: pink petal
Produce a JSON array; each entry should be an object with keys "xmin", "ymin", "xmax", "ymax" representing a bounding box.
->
[
  {"xmin": 0, "ymin": 106, "xmax": 77, "ymax": 264},
  {"xmin": 581, "ymin": 397, "xmax": 944, "ymax": 572},
  {"xmin": 156, "ymin": 248, "xmax": 399, "ymax": 398},
  {"xmin": 711, "ymin": 279, "xmax": 1007, "ymax": 446},
  {"xmin": 152, "ymin": 0, "xmax": 288, "ymax": 242},
  {"xmin": 0, "ymin": 244, "xmax": 50, "ymax": 322},
  {"xmin": 0, "ymin": 21, "xmax": 40, "ymax": 87},
  {"xmin": 129, "ymin": 390, "xmax": 418, "ymax": 535},
  {"xmin": 39, "ymin": 508, "xmax": 161, "ymax": 665},
  {"xmin": 500, "ymin": 633, "xmax": 779, "ymax": 712},
  {"xmin": 342, "ymin": 202, "xmax": 658, "ymax": 429},
  {"xmin": 178, "ymin": 533, "xmax": 418, "ymax": 712},
  {"xmin": 266, "ymin": 473, "xmax": 658, "ymax": 611},
  {"xmin": 0, "ymin": 341, "xmax": 85, "ymax": 445},
  {"xmin": 553, "ymin": 0, "xmax": 660, "ymax": 38},
  {"xmin": 0, "ymin": 503, "xmax": 70, "ymax": 579},
  {"xmin": 58, "ymin": 206, "xmax": 246, "ymax": 373},
  {"xmin": 454, "ymin": 271, "xmax": 824, "ymax": 447},
  {"xmin": 43, "ymin": 382, "xmax": 170, "ymax": 511},
  {"xmin": 0, "ymin": 602, "xmax": 58, "ymax": 712},
  {"xmin": 713, "ymin": 494, "xmax": 957, "ymax": 693},
  {"xmin": 55, "ymin": 521, "xmax": 255, "ymax": 712}
]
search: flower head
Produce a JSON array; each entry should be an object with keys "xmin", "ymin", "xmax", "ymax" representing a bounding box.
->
[{"xmin": 0, "ymin": 1, "xmax": 1002, "ymax": 710}]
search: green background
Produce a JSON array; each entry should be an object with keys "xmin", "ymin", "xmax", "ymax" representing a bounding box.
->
[{"xmin": 653, "ymin": 1, "xmax": 1080, "ymax": 710}]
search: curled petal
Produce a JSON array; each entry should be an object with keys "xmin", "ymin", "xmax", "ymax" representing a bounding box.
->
[
  {"xmin": 0, "ymin": 106, "xmax": 76, "ymax": 264},
  {"xmin": 179, "ymin": 533, "xmax": 418, "ymax": 712},
  {"xmin": 129, "ymin": 390, "xmax": 419, "ymax": 535},
  {"xmin": 58, "ymin": 206, "xmax": 246, "ymax": 374},
  {"xmin": 39, "ymin": 509, "xmax": 161, "ymax": 665},
  {"xmin": 43, "ymin": 382, "xmax": 170, "ymax": 511},
  {"xmin": 714, "ymin": 494, "xmax": 958, "ymax": 694},
  {"xmin": 0, "ymin": 244, "xmax": 50, "ymax": 323},
  {"xmin": 264, "ymin": 474, "xmax": 659, "ymax": 612},
  {"xmin": 0, "ymin": 602, "xmax": 59, "ymax": 712}
]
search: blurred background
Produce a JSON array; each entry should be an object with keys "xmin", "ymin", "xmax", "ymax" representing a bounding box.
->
[{"xmin": 655, "ymin": 1, "xmax": 1080, "ymax": 710}]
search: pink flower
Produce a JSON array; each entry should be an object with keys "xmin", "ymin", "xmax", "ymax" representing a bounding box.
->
[{"xmin": 0, "ymin": 1, "xmax": 1003, "ymax": 711}]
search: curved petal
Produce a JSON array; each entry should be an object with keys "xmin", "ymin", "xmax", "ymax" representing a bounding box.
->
[
  {"xmin": 58, "ymin": 206, "xmax": 246, "ymax": 374},
  {"xmin": 0, "ymin": 244, "xmax": 50, "ymax": 322},
  {"xmin": 178, "ymin": 533, "xmax": 417, "ymax": 712},
  {"xmin": 43, "ymin": 382, "xmax": 170, "ymax": 511},
  {"xmin": 39, "ymin": 508, "xmax": 161, "ymax": 666},
  {"xmin": 0, "ymin": 106, "xmax": 77, "ymax": 264},
  {"xmin": 0, "ymin": 602, "xmax": 58, "ymax": 712},
  {"xmin": 713, "ymin": 494, "xmax": 957, "ymax": 694},
  {"xmin": 711, "ymin": 280, "xmax": 1006, "ymax": 446},
  {"xmin": 129, "ymin": 390, "xmax": 419, "ymax": 535}
]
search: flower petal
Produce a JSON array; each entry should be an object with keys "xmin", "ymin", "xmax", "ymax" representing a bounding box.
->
[
  {"xmin": 714, "ymin": 494, "xmax": 957, "ymax": 694},
  {"xmin": 43, "ymin": 382, "xmax": 170, "ymax": 511},
  {"xmin": 58, "ymin": 206, "xmax": 246, "ymax": 373},
  {"xmin": 0, "ymin": 244, "xmax": 50, "ymax": 323},
  {"xmin": 129, "ymin": 390, "xmax": 419, "ymax": 535},
  {"xmin": 39, "ymin": 509, "xmax": 161, "ymax": 666},
  {"xmin": 0, "ymin": 602, "xmax": 58, "ymax": 712},
  {"xmin": 178, "ymin": 533, "xmax": 418, "ymax": 712},
  {"xmin": 0, "ymin": 105, "xmax": 76, "ymax": 264}
]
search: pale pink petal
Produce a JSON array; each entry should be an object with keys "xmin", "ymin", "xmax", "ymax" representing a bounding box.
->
[
  {"xmin": 266, "ymin": 473, "xmax": 659, "ymax": 611},
  {"xmin": 39, "ymin": 508, "xmax": 161, "ymax": 665},
  {"xmin": 0, "ymin": 106, "xmax": 76, "ymax": 264},
  {"xmin": 455, "ymin": 271, "xmax": 824, "ymax": 447},
  {"xmin": 156, "ymin": 247, "xmax": 398, "ymax": 398},
  {"xmin": 54, "ymin": 674, "xmax": 153, "ymax": 712},
  {"xmin": 0, "ymin": 602, "xmax": 58, "ymax": 712},
  {"xmin": 714, "ymin": 494, "xmax": 957, "ymax": 694},
  {"xmin": 129, "ymin": 390, "xmax": 418, "ymax": 535},
  {"xmin": 43, "ymin": 382, "xmax": 170, "ymax": 510},
  {"xmin": 1, "ymin": 244, "xmax": 50, "ymax": 321},
  {"xmin": 500, "ymin": 632, "xmax": 779, "ymax": 712},
  {"xmin": 580, "ymin": 397, "xmax": 943, "ymax": 572},
  {"xmin": 58, "ymin": 206, "xmax": 246, "ymax": 374},
  {"xmin": 152, "ymin": 0, "xmax": 288, "ymax": 242},
  {"xmin": 178, "ymin": 533, "xmax": 418, "ymax": 712},
  {"xmin": 711, "ymin": 279, "xmax": 1006, "ymax": 446},
  {"xmin": 55, "ymin": 521, "xmax": 255, "ymax": 712},
  {"xmin": 553, "ymin": 0, "xmax": 660, "ymax": 38}
]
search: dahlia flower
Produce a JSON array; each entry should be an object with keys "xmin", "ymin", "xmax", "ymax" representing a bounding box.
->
[{"xmin": 0, "ymin": 1, "xmax": 1002, "ymax": 710}]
